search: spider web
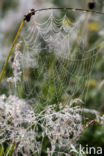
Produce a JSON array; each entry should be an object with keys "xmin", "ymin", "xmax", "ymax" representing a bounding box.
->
[
  {"xmin": 17, "ymin": 9, "xmax": 99, "ymax": 111},
  {"xmin": 2, "ymin": 9, "xmax": 104, "ymax": 155}
]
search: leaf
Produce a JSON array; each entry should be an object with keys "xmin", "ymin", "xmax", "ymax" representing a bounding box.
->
[
  {"xmin": 6, "ymin": 143, "xmax": 15, "ymax": 156},
  {"xmin": 0, "ymin": 145, "xmax": 4, "ymax": 156}
]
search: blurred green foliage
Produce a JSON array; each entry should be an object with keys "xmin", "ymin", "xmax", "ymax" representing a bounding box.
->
[
  {"xmin": 1, "ymin": 0, "xmax": 18, "ymax": 18},
  {"xmin": 0, "ymin": 0, "xmax": 104, "ymax": 155}
]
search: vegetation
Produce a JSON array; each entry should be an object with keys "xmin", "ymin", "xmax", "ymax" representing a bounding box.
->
[{"xmin": 0, "ymin": 0, "xmax": 104, "ymax": 155}]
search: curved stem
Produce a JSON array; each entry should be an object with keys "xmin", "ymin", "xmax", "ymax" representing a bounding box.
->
[
  {"xmin": 0, "ymin": 20, "xmax": 24, "ymax": 83},
  {"xmin": 35, "ymin": 7, "xmax": 104, "ymax": 15}
]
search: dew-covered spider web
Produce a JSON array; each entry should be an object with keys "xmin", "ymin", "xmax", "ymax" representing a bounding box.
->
[
  {"xmin": 1, "ymin": 9, "xmax": 104, "ymax": 156},
  {"xmin": 15, "ymin": 9, "xmax": 100, "ymax": 111}
]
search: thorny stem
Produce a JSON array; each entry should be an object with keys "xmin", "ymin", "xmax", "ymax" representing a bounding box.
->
[{"xmin": 0, "ymin": 7, "xmax": 104, "ymax": 84}]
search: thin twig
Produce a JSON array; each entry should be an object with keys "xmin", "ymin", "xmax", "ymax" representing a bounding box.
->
[{"xmin": 35, "ymin": 7, "xmax": 104, "ymax": 15}]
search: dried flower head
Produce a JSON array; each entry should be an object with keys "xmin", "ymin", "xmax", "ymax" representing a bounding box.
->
[
  {"xmin": 7, "ymin": 41, "xmax": 22, "ymax": 84},
  {"xmin": 88, "ymin": 0, "xmax": 96, "ymax": 9}
]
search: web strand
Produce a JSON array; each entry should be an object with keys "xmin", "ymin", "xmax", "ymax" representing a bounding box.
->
[{"xmin": 17, "ymin": 10, "xmax": 101, "ymax": 111}]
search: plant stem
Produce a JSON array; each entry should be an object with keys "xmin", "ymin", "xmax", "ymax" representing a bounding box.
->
[
  {"xmin": 0, "ymin": 20, "xmax": 24, "ymax": 84},
  {"xmin": 35, "ymin": 7, "xmax": 104, "ymax": 15}
]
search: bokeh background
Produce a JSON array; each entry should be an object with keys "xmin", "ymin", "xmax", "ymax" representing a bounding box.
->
[{"xmin": 0, "ymin": 0, "xmax": 104, "ymax": 155}]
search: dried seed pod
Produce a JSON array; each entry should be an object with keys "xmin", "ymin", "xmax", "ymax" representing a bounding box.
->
[
  {"xmin": 88, "ymin": 0, "xmax": 96, "ymax": 9},
  {"xmin": 24, "ymin": 13, "xmax": 32, "ymax": 22},
  {"xmin": 24, "ymin": 9, "xmax": 35, "ymax": 22},
  {"xmin": 31, "ymin": 9, "xmax": 35, "ymax": 15}
]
